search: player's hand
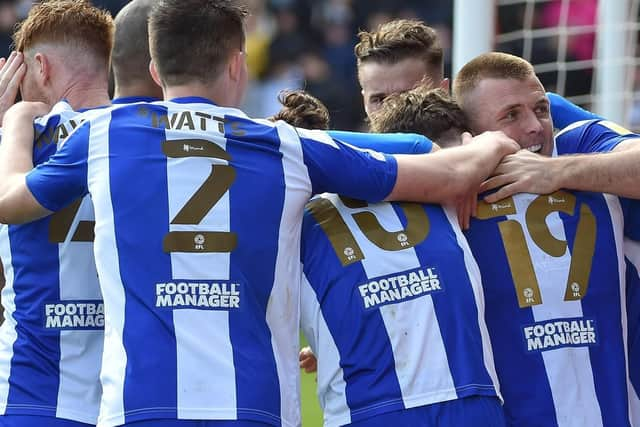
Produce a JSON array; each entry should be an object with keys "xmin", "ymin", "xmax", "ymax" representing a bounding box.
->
[
  {"xmin": 480, "ymin": 150, "xmax": 561, "ymax": 202},
  {"xmin": 470, "ymin": 131, "xmax": 520, "ymax": 158},
  {"xmin": 0, "ymin": 52, "xmax": 26, "ymax": 124},
  {"xmin": 299, "ymin": 346, "xmax": 318, "ymax": 373}
]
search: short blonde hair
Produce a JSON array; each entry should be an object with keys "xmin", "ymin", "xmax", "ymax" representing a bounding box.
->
[
  {"xmin": 453, "ymin": 52, "xmax": 535, "ymax": 109},
  {"xmin": 13, "ymin": 0, "xmax": 114, "ymax": 67}
]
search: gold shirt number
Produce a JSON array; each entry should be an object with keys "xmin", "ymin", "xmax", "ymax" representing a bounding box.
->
[
  {"xmin": 477, "ymin": 191, "xmax": 596, "ymax": 308},
  {"xmin": 162, "ymin": 139, "xmax": 237, "ymax": 253},
  {"xmin": 307, "ymin": 197, "xmax": 430, "ymax": 266}
]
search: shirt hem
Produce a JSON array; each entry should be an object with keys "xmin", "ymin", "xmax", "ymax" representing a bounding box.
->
[
  {"xmin": 0, "ymin": 404, "xmax": 97, "ymax": 425},
  {"xmin": 323, "ymin": 385, "xmax": 498, "ymax": 427},
  {"xmin": 98, "ymin": 407, "xmax": 296, "ymax": 427}
]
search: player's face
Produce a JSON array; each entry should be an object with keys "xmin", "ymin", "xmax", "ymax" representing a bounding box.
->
[
  {"xmin": 465, "ymin": 75, "xmax": 554, "ymax": 156},
  {"xmin": 359, "ymin": 57, "xmax": 440, "ymax": 118}
]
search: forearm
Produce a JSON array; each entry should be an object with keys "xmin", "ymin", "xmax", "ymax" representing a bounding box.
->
[
  {"xmin": 389, "ymin": 138, "xmax": 510, "ymax": 204},
  {"xmin": 553, "ymin": 150, "xmax": 640, "ymax": 198},
  {"xmin": 0, "ymin": 102, "xmax": 50, "ymax": 223},
  {"xmin": 0, "ymin": 112, "xmax": 35, "ymax": 198}
]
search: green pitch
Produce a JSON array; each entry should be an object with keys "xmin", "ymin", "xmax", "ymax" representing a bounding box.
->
[{"xmin": 300, "ymin": 335, "xmax": 323, "ymax": 426}]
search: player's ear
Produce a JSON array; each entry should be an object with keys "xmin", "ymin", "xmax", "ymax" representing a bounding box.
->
[
  {"xmin": 33, "ymin": 52, "xmax": 49, "ymax": 85},
  {"xmin": 149, "ymin": 59, "xmax": 162, "ymax": 88},
  {"xmin": 228, "ymin": 50, "xmax": 244, "ymax": 83}
]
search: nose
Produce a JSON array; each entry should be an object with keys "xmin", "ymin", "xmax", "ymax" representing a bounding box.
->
[{"xmin": 524, "ymin": 110, "xmax": 544, "ymax": 135}]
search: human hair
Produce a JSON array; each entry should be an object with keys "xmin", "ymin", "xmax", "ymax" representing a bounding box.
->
[
  {"xmin": 112, "ymin": 0, "xmax": 154, "ymax": 89},
  {"xmin": 355, "ymin": 19, "xmax": 443, "ymax": 75},
  {"xmin": 453, "ymin": 52, "xmax": 536, "ymax": 109},
  {"xmin": 270, "ymin": 90, "xmax": 330, "ymax": 130},
  {"xmin": 13, "ymin": 0, "xmax": 114, "ymax": 69},
  {"xmin": 369, "ymin": 85, "xmax": 468, "ymax": 146},
  {"xmin": 149, "ymin": 0, "xmax": 248, "ymax": 86}
]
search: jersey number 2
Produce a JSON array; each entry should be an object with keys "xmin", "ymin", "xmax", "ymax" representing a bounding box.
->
[{"xmin": 162, "ymin": 139, "xmax": 237, "ymax": 253}]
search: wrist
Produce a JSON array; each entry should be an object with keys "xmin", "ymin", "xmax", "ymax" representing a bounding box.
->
[{"xmin": 547, "ymin": 156, "xmax": 569, "ymax": 190}]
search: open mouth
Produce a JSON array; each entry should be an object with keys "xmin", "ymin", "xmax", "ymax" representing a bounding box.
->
[{"xmin": 526, "ymin": 144, "xmax": 542, "ymax": 153}]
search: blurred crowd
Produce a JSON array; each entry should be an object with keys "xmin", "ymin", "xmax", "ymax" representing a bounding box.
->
[
  {"xmin": 0, "ymin": 0, "xmax": 454, "ymax": 131},
  {"xmin": 3, "ymin": 0, "xmax": 639, "ymax": 130}
]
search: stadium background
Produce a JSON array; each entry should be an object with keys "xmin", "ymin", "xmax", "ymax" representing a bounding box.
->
[{"xmin": 0, "ymin": 0, "xmax": 638, "ymax": 425}]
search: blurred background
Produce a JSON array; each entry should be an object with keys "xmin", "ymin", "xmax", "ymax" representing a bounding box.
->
[{"xmin": 4, "ymin": 0, "xmax": 640, "ymax": 131}]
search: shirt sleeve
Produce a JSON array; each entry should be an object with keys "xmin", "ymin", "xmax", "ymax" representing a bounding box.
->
[
  {"xmin": 327, "ymin": 130, "xmax": 433, "ymax": 154},
  {"xmin": 297, "ymin": 128, "xmax": 398, "ymax": 201},
  {"xmin": 555, "ymin": 119, "xmax": 637, "ymax": 154},
  {"xmin": 25, "ymin": 120, "xmax": 90, "ymax": 212},
  {"xmin": 548, "ymin": 92, "xmax": 602, "ymax": 129}
]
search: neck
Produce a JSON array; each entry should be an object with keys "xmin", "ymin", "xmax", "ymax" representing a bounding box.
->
[
  {"xmin": 113, "ymin": 81, "xmax": 162, "ymax": 101},
  {"xmin": 57, "ymin": 76, "xmax": 111, "ymax": 110},
  {"xmin": 163, "ymin": 79, "xmax": 238, "ymax": 107}
]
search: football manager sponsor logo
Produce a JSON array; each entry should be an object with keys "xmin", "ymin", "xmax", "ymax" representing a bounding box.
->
[
  {"xmin": 358, "ymin": 266, "xmax": 443, "ymax": 309},
  {"xmin": 523, "ymin": 317, "xmax": 598, "ymax": 352},
  {"xmin": 156, "ymin": 281, "xmax": 241, "ymax": 309}
]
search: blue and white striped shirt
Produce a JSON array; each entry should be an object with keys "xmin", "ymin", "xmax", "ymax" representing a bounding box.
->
[
  {"xmin": 0, "ymin": 101, "xmax": 105, "ymax": 424},
  {"xmin": 25, "ymin": 97, "xmax": 398, "ymax": 427}
]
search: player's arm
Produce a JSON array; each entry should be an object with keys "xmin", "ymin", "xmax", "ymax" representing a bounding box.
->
[
  {"xmin": 0, "ymin": 101, "xmax": 52, "ymax": 223},
  {"xmin": 299, "ymin": 127, "xmax": 518, "ymax": 205},
  {"xmin": 0, "ymin": 102, "xmax": 90, "ymax": 224},
  {"xmin": 387, "ymin": 131, "xmax": 519, "ymax": 204},
  {"xmin": 327, "ymin": 130, "xmax": 436, "ymax": 154},
  {"xmin": 483, "ymin": 121, "xmax": 640, "ymax": 202}
]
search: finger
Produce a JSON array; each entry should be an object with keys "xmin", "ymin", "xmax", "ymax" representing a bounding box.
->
[
  {"xmin": 298, "ymin": 346, "xmax": 312, "ymax": 360},
  {"xmin": 0, "ymin": 57, "xmax": 7, "ymax": 73},
  {"xmin": 0, "ymin": 52, "xmax": 22, "ymax": 95},
  {"xmin": 300, "ymin": 357, "xmax": 317, "ymax": 373},
  {"xmin": 461, "ymin": 132, "xmax": 473, "ymax": 145},
  {"xmin": 484, "ymin": 183, "xmax": 520, "ymax": 203},
  {"xmin": 0, "ymin": 51, "xmax": 17, "ymax": 78},
  {"xmin": 0, "ymin": 63, "xmax": 26, "ymax": 123},
  {"xmin": 5, "ymin": 63, "xmax": 26, "ymax": 99},
  {"xmin": 457, "ymin": 205, "xmax": 464, "ymax": 230},
  {"xmin": 299, "ymin": 358, "xmax": 312, "ymax": 369},
  {"xmin": 479, "ymin": 174, "xmax": 512, "ymax": 193},
  {"xmin": 462, "ymin": 197, "xmax": 471, "ymax": 230},
  {"xmin": 471, "ymin": 192, "xmax": 478, "ymax": 218}
]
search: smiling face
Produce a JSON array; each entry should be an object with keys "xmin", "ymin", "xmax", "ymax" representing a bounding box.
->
[{"xmin": 464, "ymin": 74, "xmax": 554, "ymax": 156}]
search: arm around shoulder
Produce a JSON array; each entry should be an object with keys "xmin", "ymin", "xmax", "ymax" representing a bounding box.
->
[{"xmin": 388, "ymin": 131, "xmax": 519, "ymax": 204}]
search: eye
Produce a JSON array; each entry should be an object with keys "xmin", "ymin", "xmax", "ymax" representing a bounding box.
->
[
  {"xmin": 535, "ymin": 104, "xmax": 550, "ymax": 117},
  {"xmin": 504, "ymin": 110, "xmax": 518, "ymax": 121},
  {"xmin": 370, "ymin": 95, "xmax": 385, "ymax": 105}
]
